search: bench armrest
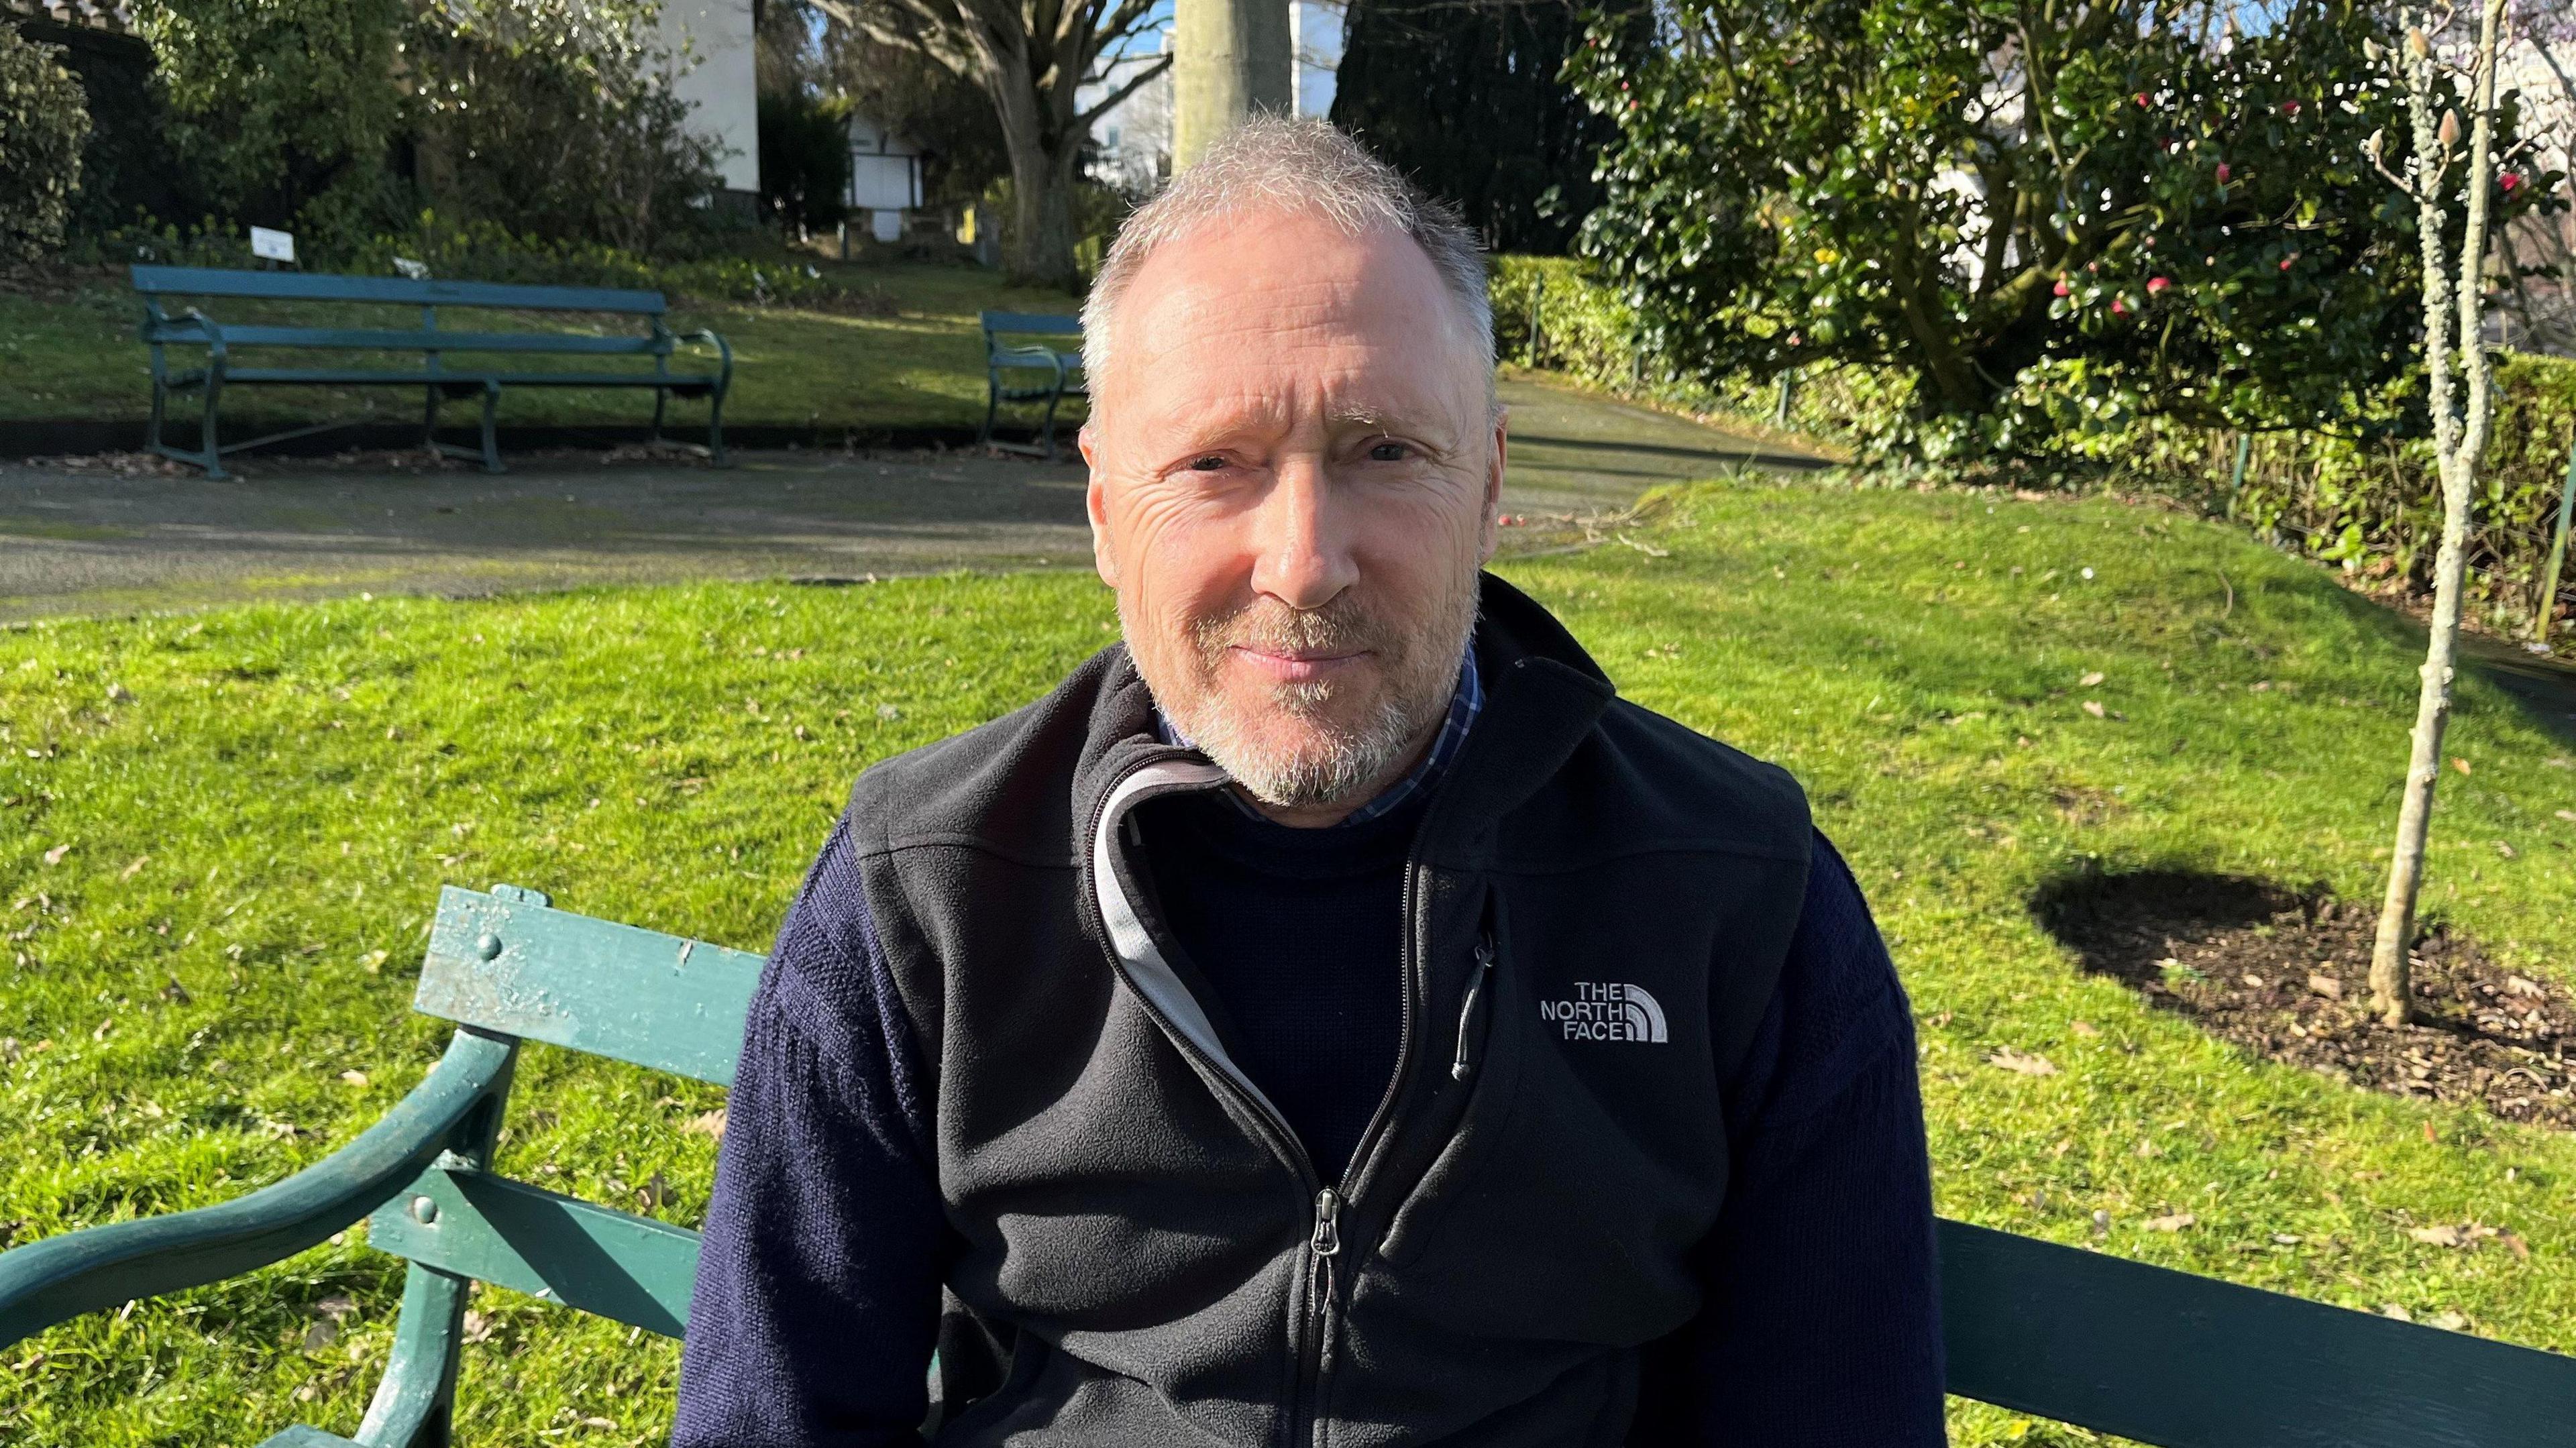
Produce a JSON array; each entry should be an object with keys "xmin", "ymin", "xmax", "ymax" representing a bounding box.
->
[
  {"xmin": 675, "ymin": 329, "xmax": 733, "ymax": 391},
  {"xmin": 989, "ymin": 343, "xmax": 1069, "ymax": 382},
  {"xmin": 0, "ymin": 1027, "xmax": 518, "ymax": 1350}
]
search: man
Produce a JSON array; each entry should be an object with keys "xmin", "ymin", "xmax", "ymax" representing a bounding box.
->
[{"xmin": 673, "ymin": 119, "xmax": 1943, "ymax": 1446}]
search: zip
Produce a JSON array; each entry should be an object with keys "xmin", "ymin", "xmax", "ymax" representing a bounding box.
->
[
  {"xmin": 1083, "ymin": 756, "xmax": 1343, "ymax": 1448},
  {"xmin": 1451, "ymin": 934, "xmax": 1496, "ymax": 1081},
  {"xmin": 1087, "ymin": 753, "xmax": 1476, "ymax": 1448}
]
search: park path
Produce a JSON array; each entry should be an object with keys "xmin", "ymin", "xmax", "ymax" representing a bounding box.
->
[{"xmin": 0, "ymin": 377, "xmax": 1828, "ymax": 623}]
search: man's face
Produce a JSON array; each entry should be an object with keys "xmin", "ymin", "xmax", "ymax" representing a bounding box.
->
[{"xmin": 1080, "ymin": 211, "xmax": 1506, "ymax": 822}]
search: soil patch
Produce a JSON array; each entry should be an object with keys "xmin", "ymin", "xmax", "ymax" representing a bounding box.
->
[{"xmin": 2035, "ymin": 869, "xmax": 2576, "ymax": 1128}]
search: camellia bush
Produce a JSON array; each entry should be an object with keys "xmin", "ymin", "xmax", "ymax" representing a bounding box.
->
[
  {"xmin": 0, "ymin": 23, "xmax": 93, "ymax": 266},
  {"xmin": 1568, "ymin": 0, "xmax": 2558, "ymax": 457}
]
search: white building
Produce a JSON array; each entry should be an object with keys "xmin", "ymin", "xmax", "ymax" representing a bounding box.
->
[
  {"xmin": 846, "ymin": 116, "xmax": 926, "ymax": 243},
  {"xmin": 655, "ymin": 0, "xmax": 761, "ymax": 205},
  {"xmin": 1083, "ymin": 39, "xmax": 1175, "ymax": 195}
]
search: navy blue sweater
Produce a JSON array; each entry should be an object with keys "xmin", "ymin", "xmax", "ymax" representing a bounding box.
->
[{"xmin": 672, "ymin": 812, "xmax": 1944, "ymax": 1446}]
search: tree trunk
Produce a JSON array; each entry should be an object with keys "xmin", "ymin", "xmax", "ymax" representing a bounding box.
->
[
  {"xmin": 1003, "ymin": 142, "xmax": 1080, "ymax": 288},
  {"xmin": 2369, "ymin": 0, "xmax": 2508, "ymax": 1026}
]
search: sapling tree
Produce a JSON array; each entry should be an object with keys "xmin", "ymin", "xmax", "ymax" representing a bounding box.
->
[{"xmin": 2366, "ymin": 0, "xmax": 2512, "ymax": 1027}]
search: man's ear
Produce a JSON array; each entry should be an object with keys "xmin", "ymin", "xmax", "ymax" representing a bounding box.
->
[
  {"xmin": 1476, "ymin": 406, "xmax": 1509, "ymax": 564},
  {"xmin": 1079, "ymin": 423, "xmax": 1118, "ymax": 588}
]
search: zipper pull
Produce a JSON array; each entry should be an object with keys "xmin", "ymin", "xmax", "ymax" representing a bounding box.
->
[
  {"xmin": 1452, "ymin": 934, "xmax": 1497, "ymax": 1081},
  {"xmin": 1311, "ymin": 1188, "xmax": 1342, "ymax": 1258}
]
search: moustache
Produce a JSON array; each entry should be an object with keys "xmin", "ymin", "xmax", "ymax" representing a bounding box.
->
[{"xmin": 1190, "ymin": 598, "xmax": 1392, "ymax": 659}]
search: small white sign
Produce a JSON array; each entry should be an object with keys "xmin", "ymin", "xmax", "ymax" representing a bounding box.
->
[{"xmin": 250, "ymin": 226, "xmax": 296, "ymax": 263}]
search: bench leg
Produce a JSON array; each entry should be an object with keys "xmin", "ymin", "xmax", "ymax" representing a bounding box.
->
[
  {"xmin": 649, "ymin": 386, "xmax": 667, "ymax": 448},
  {"xmin": 979, "ymin": 376, "xmax": 1000, "ymax": 449},
  {"xmin": 352, "ymin": 1263, "xmax": 472, "ymax": 1448},
  {"xmin": 475, "ymin": 383, "xmax": 502, "ymax": 475},
  {"xmin": 1039, "ymin": 386, "xmax": 1065, "ymax": 463},
  {"xmin": 707, "ymin": 382, "xmax": 729, "ymax": 468},
  {"xmin": 421, "ymin": 385, "xmax": 441, "ymax": 455},
  {"xmin": 198, "ymin": 371, "xmax": 229, "ymax": 481}
]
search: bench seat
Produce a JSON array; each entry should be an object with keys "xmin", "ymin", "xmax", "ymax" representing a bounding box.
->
[
  {"xmin": 131, "ymin": 266, "xmax": 732, "ymax": 478},
  {"xmin": 3, "ymin": 881, "xmax": 2573, "ymax": 1444}
]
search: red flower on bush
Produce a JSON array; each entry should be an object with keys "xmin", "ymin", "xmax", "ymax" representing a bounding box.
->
[
  {"xmin": 2147, "ymin": 276, "xmax": 2171, "ymax": 295},
  {"xmin": 2279, "ymin": 252, "xmax": 2300, "ymax": 271},
  {"xmin": 2215, "ymin": 162, "xmax": 2232, "ymax": 182},
  {"xmin": 2053, "ymin": 278, "xmax": 2072, "ymax": 297},
  {"xmin": 2501, "ymin": 172, "xmax": 2522, "ymax": 193}
]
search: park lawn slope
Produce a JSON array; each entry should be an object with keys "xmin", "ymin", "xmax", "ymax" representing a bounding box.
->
[
  {"xmin": 0, "ymin": 261, "xmax": 1082, "ymax": 438},
  {"xmin": 1, "ymin": 479, "xmax": 2573, "ymax": 1445}
]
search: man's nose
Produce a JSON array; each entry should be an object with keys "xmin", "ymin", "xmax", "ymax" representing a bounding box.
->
[{"xmin": 1248, "ymin": 454, "xmax": 1359, "ymax": 612}]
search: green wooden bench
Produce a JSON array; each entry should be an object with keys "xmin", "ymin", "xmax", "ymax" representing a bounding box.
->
[
  {"xmin": 3, "ymin": 881, "xmax": 2572, "ymax": 1445},
  {"xmin": 976, "ymin": 310, "xmax": 1086, "ymax": 461},
  {"xmin": 132, "ymin": 266, "xmax": 734, "ymax": 480}
]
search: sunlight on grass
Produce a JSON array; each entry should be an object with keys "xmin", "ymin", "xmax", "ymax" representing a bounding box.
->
[{"xmin": 1, "ymin": 478, "xmax": 2571, "ymax": 1444}]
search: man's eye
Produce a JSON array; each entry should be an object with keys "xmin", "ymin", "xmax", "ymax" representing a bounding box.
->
[
  {"xmin": 1187, "ymin": 454, "xmax": 1228, "ymax": 471},
  {"xmin": 1366, "ymin": 441, "xmax": 1409, "ymax": 462}
]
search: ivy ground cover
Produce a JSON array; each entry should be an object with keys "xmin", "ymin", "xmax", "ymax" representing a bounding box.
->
[{"xmin": 2, "ymin": 476, "xmax": 2573, "ymax": 1445}]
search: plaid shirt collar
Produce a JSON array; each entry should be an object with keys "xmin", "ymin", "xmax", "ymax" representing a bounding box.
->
[{"xmin": 1152, "ymin": 645, "xmax": 1484, "ymax": 828}]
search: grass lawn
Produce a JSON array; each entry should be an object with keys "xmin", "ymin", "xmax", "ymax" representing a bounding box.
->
[
  {"xmin": 3, "ymin": 476, "xmax": 2574, "ymax": 1445},
  {"xmin": 0, "ymin": 260, "xmax": 1083, "ymax": 436}
]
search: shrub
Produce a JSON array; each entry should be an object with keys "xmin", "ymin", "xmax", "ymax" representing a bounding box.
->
[
  {"xmin": 405, "ymin": 0, "xmax": 725, "ymax": 256},
  {"xmin": 0, "ymin": 23, "xmax": 92, "ymax": 266},
  {"xmin": 132, "ymin": 0, "xmax": 408, "ymax": 243}
]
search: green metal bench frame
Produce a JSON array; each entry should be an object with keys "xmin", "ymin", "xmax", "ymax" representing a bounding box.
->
[
  {"xmin": 131, "ymin": 267, "xmax": 734, "ymax": 480},
  {"xmin": 3, "ymin": 882, "xmax": 2573, "ymax": 1445},
  {"xmin": 976, "ymin": 310, "xmax": 1086, "ymax": 461}
]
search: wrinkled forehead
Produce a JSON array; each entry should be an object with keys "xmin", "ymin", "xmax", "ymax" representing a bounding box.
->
[{"xmin": 1099, "ymin": 212, "xmax": 1485, "ymax": 421}]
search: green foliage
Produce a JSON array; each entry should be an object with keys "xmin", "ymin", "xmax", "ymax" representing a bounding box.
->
[
  {"xmin": 1567, "ymin": 0, "xmax": 2561, "ymax": 456},
  {"xmin": 1491, "ymin": 254, "xmax": 2576, "ymax": 630},
  {"xmin": 2207, "ymin": 354, "xmax": 2576, "ymax": 633},
  {"xmin": 4, "ymin": 484, "xmax": 2575, "ymax": 1445},
  {"xmin": 346, "ymin": 215, "xmax": 879, "ymax": 311},
  {"xmin": 1330, "ymin": 0, "xmax": 1632, "ymax": 254},
  {"xmin": 131, "ymin": 0, "xmax": 409, "ymax": 243},
  {"xmin": 1490, "ymin": 254, "xmax": 1914, "ymax": 443},
  {"xmin": 758, "ymin": 90, "xmax": 853, "ymax": 236},
  {"xmin": 404, "ymin": 0, "xmax": 727, "ymax": 256},
  {"xmin": 0, "ymin": 23, "xmax": 92, "ymax": 266}
]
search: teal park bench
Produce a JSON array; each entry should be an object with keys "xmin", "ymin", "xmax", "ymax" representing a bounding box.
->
[
  {"xmin": 5, "ymin": 881, "xmax": 2575, "ymax": 1445},
  {"xmin": 132, "ymin": 266, "xmax": 734, "ymax": 480},
  {"xmin": 977, "ymin": 311, "xmax": 1086, "ymax": 461}
]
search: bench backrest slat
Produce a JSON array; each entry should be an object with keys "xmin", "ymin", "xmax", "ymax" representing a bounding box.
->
[
  {"xmin": 979, "ymin": 310, "xmax": 1081, "ymax": 337},
  {"xmin": 368, "ymin": 1162, "xmax": 696, "ymax": 1337},
  {"xmin": 1940, "ymin": 1219, "xmax": 2576, "ymax": 1445},
  {"xmin": 130, "ymin": 265, "xmax": 667, "ymax": 315},
  {"xmin": 415, "ymin": 885, "xmax": 763, "ymax": 1087},
  {"xmin": 146, "ymin": 326, "xmax": 666, "ymax": 355}
]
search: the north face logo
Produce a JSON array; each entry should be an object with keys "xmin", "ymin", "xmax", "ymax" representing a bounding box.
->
[{"xmin": 1538, "ymin": 983, "xmax": 1668, "ymax": 1043}]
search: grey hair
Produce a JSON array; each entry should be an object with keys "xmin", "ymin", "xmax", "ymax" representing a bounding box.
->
[{"xmin": 1081, "ymin": 117, "xmax": 1493, "ymax": 397}]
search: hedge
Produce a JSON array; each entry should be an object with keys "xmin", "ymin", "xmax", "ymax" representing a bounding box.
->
[{"xmin": 1488, "ymin": 254, "xmax": 2576, "ymax": 638}]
